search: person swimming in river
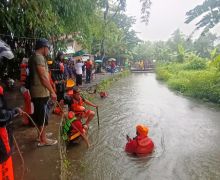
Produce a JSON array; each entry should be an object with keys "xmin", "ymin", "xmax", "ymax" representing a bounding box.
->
[{"xmin": 125, "ymin": 124, "xmax": 154, "ymax": 156}]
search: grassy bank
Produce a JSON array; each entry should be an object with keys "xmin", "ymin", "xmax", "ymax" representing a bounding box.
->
[{"xmin": 156, "ymin": 60, "xmax": 220, "ymax": 104}]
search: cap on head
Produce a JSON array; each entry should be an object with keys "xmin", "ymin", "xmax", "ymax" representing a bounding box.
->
[
  {"xmin": 136, "ymin": 124, "xmax": 149, "ymax": 136},
  {"xmin": 35, "ymin": 38, "xmax": 50, "ymax": 50}
]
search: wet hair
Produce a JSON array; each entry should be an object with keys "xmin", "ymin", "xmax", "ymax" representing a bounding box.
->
[
  {"xmin": 72, "ymin": 86, "xmax": 80, "ymax": 93},
  {"xmin": 56, "ymin": 51, "xmax": 64, "ymax": 61}
]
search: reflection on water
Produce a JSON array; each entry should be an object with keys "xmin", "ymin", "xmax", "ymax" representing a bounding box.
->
[{"xmin": 67, "ymin": 73, "xmax": 220, "ymax": 180}]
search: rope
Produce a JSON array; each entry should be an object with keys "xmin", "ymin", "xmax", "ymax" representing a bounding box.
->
[
  {"xmin": 10, "ymin": 98, "xmax": 92, "ymax": 180},
  {"xmin": 22, "ymin": 99, "xmax": 56, "ymax": 140},
  {"xmin": 22, "ymin": 112, "xmax": 40, "ymax": 134},
  {"xmin": 11, "ymin": 99, "xmax": 57, "ymax": 179},
  {"xmin": 13, "ymin": 135, "xmax": 25, "ymax": 180}
]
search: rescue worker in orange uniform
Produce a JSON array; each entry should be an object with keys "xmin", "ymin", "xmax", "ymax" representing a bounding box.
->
[
  {"xmin": 65, "ymin": 86, "xmax": 97, "ymax": 130},
  {"xmin": 125, "ymin": 124, "xmax": 154, "ymax": 156},
  {"xmin": 67, "ymin": 111, "xmax": 90, "ymax": 148},
  {"xmin": 0, "ymin": 40, "xmax": 23, "ymax": 180},
  {"xmin": 20, "ymin": 58, "xmax": 34, "ymax": 125}
]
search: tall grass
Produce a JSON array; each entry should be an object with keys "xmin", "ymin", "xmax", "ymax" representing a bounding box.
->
[{"xmin": 156, "ymin": 59, "xmax": 220, "ymax": 104}]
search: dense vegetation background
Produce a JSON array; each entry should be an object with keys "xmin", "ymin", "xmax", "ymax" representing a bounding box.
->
[{"xmin": 1, "ymin": 0, "xmax": 220, "ymax": 103}]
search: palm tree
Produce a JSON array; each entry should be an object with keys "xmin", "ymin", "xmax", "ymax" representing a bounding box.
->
[{"xmin": 185, "ymin": 0, "xmax": 220, "ymax": 34}]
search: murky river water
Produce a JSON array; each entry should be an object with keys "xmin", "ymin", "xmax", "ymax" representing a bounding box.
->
[{"xmin": 67, "ymin": 73, "xmax": 220, "ymax": 180}]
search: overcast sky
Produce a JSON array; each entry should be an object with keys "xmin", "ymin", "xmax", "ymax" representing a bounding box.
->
[{"xmin": 126, "ymin": 0, "xmax": 216, "ymax": 41}]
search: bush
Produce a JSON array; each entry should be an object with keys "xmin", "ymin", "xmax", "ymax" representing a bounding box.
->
[
  {"xmin": 156, "ymin": 67, "xmax": 172, "ymax": 81},
  {"xmin": 183, "ymin": 58, "xmax": 207, "ymax": 70},
  {"xmin": 156, "ymin": 61, "xmax": 220, "ymax": 104}
]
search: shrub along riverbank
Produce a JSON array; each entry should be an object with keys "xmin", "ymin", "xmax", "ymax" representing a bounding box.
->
[{"xmin": 156, "ymin": 57, "xmax": 220, "ymax": 104}]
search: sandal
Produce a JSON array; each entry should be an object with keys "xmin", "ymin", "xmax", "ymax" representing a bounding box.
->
[
  {"xmin": 83, "ymin": 124, "xmax": 89, "ymax": 131},
  {"xmin": 37, "ymin": 138, "xmax": 57, "ymax": 147},
  {"xmin": 36, "ymin": 132, "xmax": 53, "ymax": 142}
]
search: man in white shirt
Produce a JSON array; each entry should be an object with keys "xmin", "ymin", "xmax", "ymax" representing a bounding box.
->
[{"xmin": 74, "ymin": 59, "xmax": 84, "ymax": 86}]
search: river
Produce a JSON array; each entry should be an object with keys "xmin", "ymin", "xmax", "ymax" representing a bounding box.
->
[{"xmin": 67, "ymin": 73, "xmax": 220, "ymax": 180}]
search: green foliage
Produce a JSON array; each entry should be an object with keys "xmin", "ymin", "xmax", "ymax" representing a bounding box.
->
[
  {"xmin": 0, "ymin": 0, "xmax": 143, "ymax": 62},
  {"xmin": 183, "ymin": 58, "xmax": 207, "ymax": 70},
  {"xmin": 177, "ymin": 44, "xmax": 185, "ymax": 63},
  {"xmin": 156, "ymin": 61, "xmax": 220, "ymax": 104},
  {"xmin": 210, "ymin": 48, "xmax": 217, "ymax": 60},
  {"xmin": 140, "ymin": 0, "xmax": 152, "ymax": 25},
  {"xmin": 185, "ymin": 0, "xmax": 220, "ymax": 34},
  {"xmin": 192, "ymin": 33, "xmax": 217, "ymax": 58},
  {"xmin": 209, "ymin": 54, "xmax": 220, "ymax": 70},
  {"xmin": 132, "ymin": 28, "xmax": 219, "ymax": 65},
  {"xmin": 156, "ymin": 67, "xmax": 172, "ymax": 81}
]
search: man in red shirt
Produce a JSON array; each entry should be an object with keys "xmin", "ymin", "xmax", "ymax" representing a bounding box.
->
[
  {"xmin": 125, "ymin": 124, "xmax": 154, "ymax": 156},
  {"xmin": 85, "ymin": 59, "xmax": 92, "ymax": 83}
]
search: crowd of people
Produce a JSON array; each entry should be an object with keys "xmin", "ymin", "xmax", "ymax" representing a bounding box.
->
[
  {"xmin": 0, "ymin": 38, "xmax": 99, "ymax": 179},
  {"xmin": 21, "ymin": 38, "xmax": 98, "ymax": 147},
  {"xmin": 0, "ymin": 38, "xmax": 154, "ymax": 179}
]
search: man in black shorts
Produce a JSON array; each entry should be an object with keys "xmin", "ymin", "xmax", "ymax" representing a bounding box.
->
[{"xmin": 29, "ymin": 38, "xmax": 57, "ymax": 147}]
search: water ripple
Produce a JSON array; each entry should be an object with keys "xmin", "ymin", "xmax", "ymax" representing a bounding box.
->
[{"xmin": 67, "ymin": 73, "xmax": 220, "ymax": 180}]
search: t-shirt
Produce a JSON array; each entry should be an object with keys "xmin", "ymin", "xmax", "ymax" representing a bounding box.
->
[
  {"xmin": 85, "ymin": 61, "xmax": 92, "ymax": 70},
  {"xmin": 29, "ymin": 53, "xmax": 50, "ymax": 98},
  {"xmin": 74, "ymin": 62, "xmax": 84, "ymax": 75}
]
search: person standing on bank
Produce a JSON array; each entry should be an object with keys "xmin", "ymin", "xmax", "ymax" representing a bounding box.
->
[
  {"xmin": 29, "ymin": 38, "xmax": 57, "ymax": 147},
  {"xmin": 85, "ymin": 59, "xmax": 92, "ymax": 83},
  {"xmin": 74, "ymin": 59, "xmax": 84, "ymax": 86},
  {"xmin": 52, "ymin": 51, "xmax": 66, "ymax": 102}
]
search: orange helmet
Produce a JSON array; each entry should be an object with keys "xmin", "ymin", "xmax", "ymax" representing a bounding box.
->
[
  {"xmin": 136, "ymin": 124, "xmax": 149, "ymax": 136},
  {"xmin": 66, "ymin": 79, "xmax": 75, "ymax": 88},
  {"xmin": 68, "ymin": 111, "xmax": 75, "ymax": 119},
  {"xmin": 0, "ymin": 86, "xmax": 3, "ymax": 95}
]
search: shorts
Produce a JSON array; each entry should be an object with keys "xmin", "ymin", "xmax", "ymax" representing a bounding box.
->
[
  {"xmin": 32, "ymin": 97, "xmax": 49, "ymax": 126},
  {"xmin": 83, "ymin": 110, "xmax": 92, "ymax": 118},
  {"xmin": 71, "ymin": 120, "xmax": 84, "ymax": 134},
  {"xmin": 75, "ymin": 109, "xmax": 92, "ymax": 119}
]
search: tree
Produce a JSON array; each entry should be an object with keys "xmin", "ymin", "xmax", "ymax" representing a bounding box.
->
[
  {"xmin": 193, "ymin": 32, "xmax": 217, "ymax": 58},
  {"xmin": 0, "ymin": 0, "xmax": 99, "ymax": 53},
  {"xmin": 166, "ymin": 29, "xmax": 186, "ymax": 52},
  {"xmin": 140, "ymin": 0, "xmax": 152, "ymax": 25},
  {"xmin": 133, "ymin": 41, "xmax": 154, "ymax": 61},
  {"xmin": 185, "ymin": 0, "xmax": 220, "ymax": 34}
]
